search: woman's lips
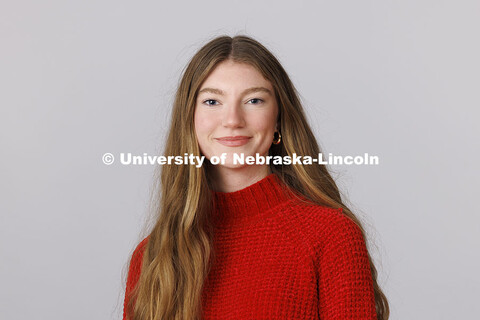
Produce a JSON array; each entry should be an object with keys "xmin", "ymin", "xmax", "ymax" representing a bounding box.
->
[{"xmin": 215, "ymin": 136, "xmax": 251, "ymax": 147}]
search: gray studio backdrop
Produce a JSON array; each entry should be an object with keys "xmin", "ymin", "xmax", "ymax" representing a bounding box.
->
[{"xmin": 1, "ymin": 1, "xmax": 479, "ymax": 319}]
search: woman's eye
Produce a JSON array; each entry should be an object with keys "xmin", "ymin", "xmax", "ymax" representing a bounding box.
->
[
  {"xmin": 247, "ymin": 98, "xmax": 264, "ymax": 104},
  {"xmin": 203, "ymin": 99, "xmax": 219, "ymax": 106}
]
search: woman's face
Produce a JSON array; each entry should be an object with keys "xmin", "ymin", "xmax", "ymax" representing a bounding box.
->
[{"xmin": 194, "ymin": 60, "xmax": 278, "ymax": 169}]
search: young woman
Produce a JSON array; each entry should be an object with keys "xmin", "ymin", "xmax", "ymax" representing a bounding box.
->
[{"xmin": 123, "ymin": 35, "xmax": 389, "ymax": 320}]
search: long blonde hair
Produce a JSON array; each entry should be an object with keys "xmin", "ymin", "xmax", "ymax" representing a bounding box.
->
[{"xmin": 125, "ymin": 35, "xmax": 389, "ymax": 320}]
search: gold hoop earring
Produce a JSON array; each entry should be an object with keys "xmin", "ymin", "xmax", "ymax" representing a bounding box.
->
[{"xmin": 272, "ymin": 131, "xmax": 282, "ymax": 145}]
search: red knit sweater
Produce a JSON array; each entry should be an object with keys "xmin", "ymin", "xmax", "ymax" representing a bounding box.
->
[{"xmin": 123, "ymin": 173, "xmax": 377, "ymax": 319}]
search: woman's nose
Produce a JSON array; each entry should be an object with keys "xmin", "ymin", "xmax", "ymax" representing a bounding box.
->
[{"xmin": 222, "ymin": 103, "xmax": 245, "ymax": 128}]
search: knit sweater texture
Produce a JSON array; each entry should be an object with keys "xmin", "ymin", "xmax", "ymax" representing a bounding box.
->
[{"xmin": 123, "ymin": 173, "xmax": 377, "ymax": 319}]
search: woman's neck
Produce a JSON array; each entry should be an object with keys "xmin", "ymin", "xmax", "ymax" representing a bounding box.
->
[
  {"xmin": 211, "ymin": 171, "xmax": 296, "ymax": 226},
  {"xmin": 209, "ymin": 165, "xmax": 272, "ymax": 193}
]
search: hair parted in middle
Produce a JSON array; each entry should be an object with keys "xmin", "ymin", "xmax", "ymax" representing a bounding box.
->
[{"xmin": 125, "ymin": 35, "xmax": 389, "ymax": 320}]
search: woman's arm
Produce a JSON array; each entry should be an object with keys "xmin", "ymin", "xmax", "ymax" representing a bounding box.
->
[
  {"xmin": 317, "ymin": 211, "xmax": 377, "ymax": 319},
  {"xmin": 123, "ymin": 237, "xmax": 148, "ymax": 320}
]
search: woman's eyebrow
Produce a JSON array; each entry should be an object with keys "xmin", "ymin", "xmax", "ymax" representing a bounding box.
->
[{"xmin": 198, "ymin": 87, "xmax": 272, "ymax": 96}]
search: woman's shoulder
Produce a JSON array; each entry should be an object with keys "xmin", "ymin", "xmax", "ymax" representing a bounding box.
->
[
  {"xmin": 126, "ymin": 236, "xmax": 149, "ymax": 281},
  {"xmin": 277, "ymin": 199, "xmax": 366, "ymax": 252},
  {"xmin": 131, "ymin": 236, "xmax": 149, "ymax": 261}
]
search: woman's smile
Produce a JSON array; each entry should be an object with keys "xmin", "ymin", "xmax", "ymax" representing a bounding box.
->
[{"xmin": 215, "ymin": 136, "xmax": 252, "ymax": 147}]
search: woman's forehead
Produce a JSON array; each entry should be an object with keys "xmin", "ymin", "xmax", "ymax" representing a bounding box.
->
[{"xmin": 199, "ymin": 60, "xmax": 273, "ymax": 93}]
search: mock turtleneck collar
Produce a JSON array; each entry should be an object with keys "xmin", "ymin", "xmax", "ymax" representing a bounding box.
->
[{"xmin": 211, "ymin": 173, "xmax": 297, "ymax": 225}]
